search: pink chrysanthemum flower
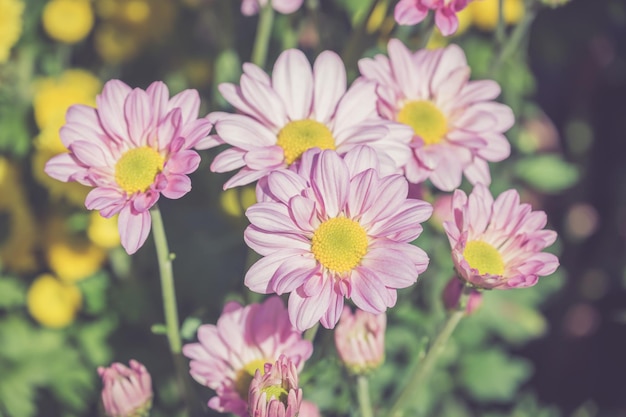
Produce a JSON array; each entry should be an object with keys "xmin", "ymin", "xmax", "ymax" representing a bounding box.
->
[
  {"xmin": 443, "ymin": 183, "xmax": 559, "ymax": 289},
  {"xmin": 182, "ymin": 296, "xmax": 313, "ymax": 417},
  {"xmin": 98, "ymin": 359, "xmax": 153, "ymax": 417},
  {"xmin": 241, "ymin": 0, "xmax": 303, "ymax": 16},
  {"xmin": 244, "ymin": 146, "xmax": 432, "ymax": 331},
  {"xmin": 358, "ymin": 39, "xmax": 514, "ymax": 191},
  {"xmin": 394, "ymin": 0, "xmax": 473, "ymax": 36},
  {"xmin": 334, "ymin": 307, "xmax": 386, "ymax": 374},
  {"xmin": 248, "ymin": 356, "xmax": 302, "ymax": 417},
  {"xmin": 44, "ymin": 80, "xmax": 212, "ymax": 254},
  {"xmin": 201, "ymin": 48, "xmax": 412, "ymax": 189}
]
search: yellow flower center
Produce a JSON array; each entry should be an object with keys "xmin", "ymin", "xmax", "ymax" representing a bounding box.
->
[
  {"xmin": 234, "ymin": 358, "xmax": 269, "ymax": 400},
  {"xmin": 462, "ymin": 240, "xmax": 505, "ymax": 276},
  {"xmin": 261, "ymin": 385, "xmax": 289, "ymax": 404},
  {"xmin": 397, "ymin": 100, "xmax": 448, "ymax": 145},
  {"xmin": 114, "ymin": 147, "xmax": 164, "ymax": 194},
  {"xmin": 311, "ymin": 217, "xmax": 368, "ymax": 274},
  {"xmin": 276, "ymin": 120, "xmax": 336, "ymax": 165}
]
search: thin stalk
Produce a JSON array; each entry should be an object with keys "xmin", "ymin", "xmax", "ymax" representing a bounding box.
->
[
  {"xmin": 416, "ymin": 15, "xmax": 435, "ymax": 49},
  {"xmin": 150, "ymin": 206, "xmax": 198, "ymax": 416},
  {"xmin": 341, "ymin": 0, "xmax": 382, "ymax": 71},
  {"xmin": 495, "ymin": 0, "xmax": 506, "ymax": 47},
  {"xmin": 304, "ymin": 322, "xmax": 319, "ymax": 342},
  {"xmin": 357, "ymin": 375, "xmax": 374, "ymax": 417},
  {"xmin": 386, "ymin": 286, "xmax": 471, "ymax": 417},
  {"xmin": 251, "ymin": 3, "xmax": 275, "ymax": 68},
  {"xmin": 489, "ymin": 0, "xmax": 538, "ymax": 76}
]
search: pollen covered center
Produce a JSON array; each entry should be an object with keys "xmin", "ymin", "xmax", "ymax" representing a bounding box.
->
[
  {"xmin": 261, "ymin": 384, "xmax": 289, "ymax": 404},
  {"xmin": 276, "ymin": 119, "xmax": 336, "ymax": 165},
  {"xmin": 114, "ymin": 147, "xmax": 164, "ymax": 194},
  {"xmin": 312, "ymin": 217, "xmax": 368, "ymax": 274},
  {"xmin": 463, "ymin": 240, "xmax": 505, "ymax": 276},
  {"xmin": 397, "ymin": 100, "xmax": 448, "ymax": 145},
  {"xmin": 234, "ymin": 358, "xmax": 269, "ymax": 400}
]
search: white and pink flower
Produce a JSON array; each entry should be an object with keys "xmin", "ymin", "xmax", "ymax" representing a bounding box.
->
[
  {"xmin": 359, "ymin": 40, "xmax": 513, "ymax": 191},
  {"xmin": 98, "ymin": 360, "xmax": 153, "ymax": 417},
  {"xmin": 244, "ymin": 146, "xmax": 432, "ymax": 331},
  {"xmin": 201, "ymin": 48, "xmax": 413, "ymax": 189},
  {"xmin": 443, "ymin": 183, "xmax": 559, "ymax": 289},
  {"xmin": 182, "ymin": 296, "xmax": 312, "ymax": 417},
  {"xmin": 394, "ymin": 0, "xmax": 473, "ymax": 36},
  {"xmin": 248, "ymin": 356, "xmax": 303, "ymax": 417},
  {"xmin": 334, "ymin": 307, "xmax": 386, "ymax": 374},
  {"xmin": 44, "ymin": 80, "xmax": 212, "ymax": 254}
]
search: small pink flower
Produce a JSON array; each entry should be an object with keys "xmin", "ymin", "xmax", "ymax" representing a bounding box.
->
[
  {"xmin": 334, "ymin": 306, "xmax": 386, "ymax": 374},
  {"xmin": 248, "ymin": 356, "xmax": 303, "ymax": 417},
  {"xmin": 182, "ymin": 296, "xmax": 313, "ymax": 417},
  {"xmin": 98, "ymin": 360, "xmax": 153, "ymax": 417},
  {"xmin": 442, "ymin": 277, "xmax": 482, "ymax": 314},
  {"xmin": 443, "ymin": 183, "xmax": 559, "ymax": 289},
  {"xmin": 241, "ymin": 0, "xmax": 303, "ymax": 16},
  {"xmin": 244, "ymin": 146, "xmax": 432, "ymax": 331},
  {"xmin": 202, "ymin": 48, "xmax": 412, "ymax": 189},
  {"xmin": 44, "ymin": 80, "xmax": 213, "ymax": 254},
  {"xmin": 299, "ymin": 401, "xmax": 321, "ymax": 417},
  {"xmin": 359, "ymin": 40, "xmax": 514, "ymax": 191},
  {"xmin": 394, "ymin": 0, "xmax": 472, "ymax": 36}
]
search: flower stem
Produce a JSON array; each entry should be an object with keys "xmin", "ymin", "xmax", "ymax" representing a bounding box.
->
[
  {"xmin": 150, "ymin": 205, "xmax": 182, "ymax": 355},
  {"xmin": 489, "ymin": 0, "xmax": 538, "ymax": 76},
  {"xmin": 386, "ymin": 286, "xmax": 470, "ymax": 417},
  {"xmin": 357, "ymin": 375, "xmax": 374, "ymax": 417},
  {"xmin": 251, "ymin": 3, "xmax": 275, "ymax": 68}
]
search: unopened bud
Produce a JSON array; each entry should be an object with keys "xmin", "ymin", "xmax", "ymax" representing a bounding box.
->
[{"xmin": 442, "ymin": 277, "xmax": 483, "ymax": 314}]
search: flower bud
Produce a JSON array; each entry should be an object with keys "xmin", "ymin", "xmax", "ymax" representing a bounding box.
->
[
  {"xmin": 98, "ymin": 360, "xmax": 153, "ymax": 417},
  {"xmin": 334, "ymin": 307, "xmax": 386, "ymax": 374},
  {"xmin": 248, "ymin": 355, "xmax": 302, "ymax": 417},
  {"xmin": 442, "ymin": 277, "xmax": 483, "ymax": 314}
]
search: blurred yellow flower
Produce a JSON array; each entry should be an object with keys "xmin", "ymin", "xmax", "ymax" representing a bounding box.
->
[
  {"xmin": 46, "ymin": 235, "xmax": 107, "ymax": 283},
  {"xmin": 33, "ymin": 68, "xmax": 101, "ymax": 130},
  {"xmin": 0, "ymin": 0, "xmax": 24, "ymax": 63},
  {"xmin": 27, "ymin": 274, "xmax": 82, "ymax": 328},
  {"xmin": 87, "ymin": 212, "xmax": 121, "ymax": 249},
  {"xmin": 0, "ymin": 158, "xmax": 38, "ymax": 273},
  {"xmin": 220, "ymin": 186, "xmax": 257, "ymax": 218},
  {"xmin": 42, "ymin": 0, "xmax": 95, "ymax": 44},
  {"xmin": 467, "ymin": 0, "xmax": 524, "ymax": 31},
  {"xmin": 94, "ymin": 24, "xmax": 141, "ymax": 65}
]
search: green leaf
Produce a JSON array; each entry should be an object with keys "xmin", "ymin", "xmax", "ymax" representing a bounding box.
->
[
  {"xmin": 77, "ymin": 272, "xmax": 110, "ymax": 315},
  {"xmin": 213, "ymin": 49, "xmax": 242, "ymax": 108},
  {"xmin": 0, "ymin": 277, "xmax": 26, "ymax": 309},
  {"xmin": 459, "ymin": 350, "xmax": 532, "ymax": 402},
  {"xmin": 515, "ymin": 155, "xmax": 580, "ymax": 193}
]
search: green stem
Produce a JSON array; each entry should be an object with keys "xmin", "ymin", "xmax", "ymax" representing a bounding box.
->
[
  {"xmin": 489, "ymin": 0, "xmax": 538, "ymax": 76},
  {"xmin": 150, "ymin": 206, "xmax": 199, "ymax": 416},
  {"xmin": 357, "ymin": 375, "xmax": 374, "ymax": 417},
  {"xmin": 386, "ymin": 286, "xmax": 470, "ymax": 417},
  {"xmin": 150, "ymin": 205, "xmax": 182, "ymax": 354},
  {"xmin": 341, "ymin": 0, "xmax": 382, "ymax": 72},
  {"xmin": 495, "ymin": 0, "xmax": 506, "ymax": 47},
  {"xmin": 417, "ymin": 15, "xmax": 435, "ymax": 49},
  {"xmin": 304, "ymin": 322, "xmax": 319, "ymax": 342},
  {"xmin": 251, "ymin": 4, "xmax": 275, "ymax": 68}
]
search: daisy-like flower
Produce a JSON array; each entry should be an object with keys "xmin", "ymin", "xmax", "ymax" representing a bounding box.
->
[
  {"xmin": 443, "ymin": 183, "xmax": 559, "ymax": 289},
  {"xmin": 248, "ymin": 356, "xmax": 302, "ymax": 417},
  {"xmin": 244, "ymin": 146, "xmax": 432, "ymax": 331},
  {"xmin": 201, "ymin": 48, "xmax": 413, "ymax": 189},
  {"xmin": 182, "ymin": 296, "xmax": 313, "ymax": 417},
  {"xmin": 241, "ymin": 0, "xmax": 303, "ymax": 16},
  {"xmin": 44, "ymin": 80, "xmax": 213, "ymax": 254},
  {"xmin": 358, "ymin": 39, "xmax": 514, "ymax": 191},
  {"xmin": 394, "ymin": 0, "xmax": 473, "ymax": 36}
]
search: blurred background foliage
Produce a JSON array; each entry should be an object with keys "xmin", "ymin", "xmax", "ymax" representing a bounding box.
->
[{"xmin": 0, "ymin": 0, "xmax": 624, "ymax": 416}]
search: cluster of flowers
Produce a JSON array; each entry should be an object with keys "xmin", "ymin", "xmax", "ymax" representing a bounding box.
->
[{"xmin": 46, "ymin": 20, "xmax": 559, "ymax": 417}]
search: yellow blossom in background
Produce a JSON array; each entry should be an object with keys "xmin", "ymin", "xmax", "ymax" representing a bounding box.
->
[
  {"xmin": 94, "ymin": 0, "xmax": 177, "ymax": 64},
  {"xmin": 467, "ymin": 0, "xmax": 524, "ymax": 31},
  {"xmin": 46, "ymin": 237, "xmax": 107, "ymax": 283},
  {"xmin": 87, "ymin": 212, "xmax": 121, "ymax": 249},
  {"xmin": 0, "ymin": 158, "xmax": 38, "ymax": 273},
  {"xmin": 220, "ymin": 186, "xmax": 257, "ymax": 218},
  {"xmin": 32, "ymin": 69, "xmax": 101, "ymax": 130},
  {"xmin": 27, "ymin": 274, "xmax": 82, "ymax": 328},
  {"xmin": 0, "ymin": 0, "xmax": 24, "ymax": 63},
  {"xmin": 42, "ymin": 0, "xmax": 95, "ymax": 44}
]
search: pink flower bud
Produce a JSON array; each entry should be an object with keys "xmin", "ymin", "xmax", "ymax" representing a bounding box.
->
[
  {"xmin": 299, "ymin": 400, "xmax": 321, "ymax": 417},
  {"xmin": 248, "ymin": 355, "xmax": 302, "ymax": 417},
  {"xmin": 442, "ymin": 277, "xmax": 483, "ymax": 314},
  {"xmin": 334, "ymin": 306, "xmax": 386, "ymax": 374},
  {"xmin": 97, "ymin": 360, "xmax": 153, "ymax": 417}
]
